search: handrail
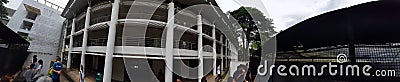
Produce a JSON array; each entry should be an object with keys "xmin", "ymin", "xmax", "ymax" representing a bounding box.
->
[
  {"xmin": 121, "ymin": 0, "xmax": 168, "ymax": 9},
  {"xmin": 73, "ymin": 41, "xmax": 82, "ymax": 47},
  {"xmin": 85, "ymin": 37, "xmax": 200, "ymax": 51},
  {"xmin": 94, "ymin": 1, "xmax": 111, "ymax": 7},
  {"xmin": 90, "ymin": 15, "xmax": 111, "ymax": 25},
  {"xmin": 92, "ymin": 1, "xmax": 112, "ymax": 10},
  {"xmin": 35, "ymin": 0, "xmax": 64, "ymax": 11},
  {"xmin": 119, "ymin": 13, "xmax": 167, "ymax": 22}
]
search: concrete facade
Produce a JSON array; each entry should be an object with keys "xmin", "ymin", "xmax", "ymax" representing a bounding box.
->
[
  {"xmin": 61, "ymin": 0, "xmax": 238, "ymax": 82},
  {"xmin": 7, "ymin": 0, "xmax": 65, "ymax": 55},
  {"xmin": 6, "ymin": 0, "xmax": 65, "ymax": 75}
]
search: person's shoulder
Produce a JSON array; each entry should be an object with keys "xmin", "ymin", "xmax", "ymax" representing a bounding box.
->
[
  {"xmin": 58, "ymin": 62, "xmax": 63, "ymax": 66},
  {"xmin": 53, "ymin": 62, "xmax": 58, "ymax": 65},
  {"xmin": 54, "ymin": 62, "xmax": 61, "ymax": 65},
  {"xmin": 234, "ymin": 70, "xmax": 240, "ymax": 73}
]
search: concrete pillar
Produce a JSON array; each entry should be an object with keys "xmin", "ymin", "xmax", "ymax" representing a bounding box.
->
[
  {"xmin": 81, "ymin": 7, "xmax": 91, "ymax": 72},
  {"xmin": 165, "ymin": 2, "xmax": 175, "ymax": 82},
  {"xmin": 61, "ymin": 20, "xmax": 68, "ymax": 63},
  {"xmin": 197, "ymin": 15, "xmax": 203, "ymax": 82},
  {"xmin": 103, "ymin": 0, "xmax": 120, "ymax": 81},
  {"xmin": 67, "ymin": 18, "xmax": 76, "ymax": 68},
  {"xmin": 212, "ymin": 25, "xmax": 217, "ymax": 76},
  {"xmin": 220, "ymin": 35, "xmax": 224, "ymax": 70},
  {"xmin": 225, "ymin": 40, "xmax": 228, "ymax": 67}
]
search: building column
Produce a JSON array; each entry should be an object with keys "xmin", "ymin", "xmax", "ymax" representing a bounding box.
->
[
  {"xmin": 103, "ymin": 0, "xmax": 120, "ymax": 81},
  {"xmin": 165, "ymin": 2, "xmax": 175, "ymax": 82},
  {"xmin": 197, "ymin": 15, "xmax": 204, "ymax": 82},
  {"xmin": 81, "ymin": 6, "xmax": 91, "ymax": 72},
  {"xmin": 61, "ymin": 20, "xmax": 68, "ymax": 63},
  {"xmin": 212, "ymin": 25, "xmax": 217, "ymax": 76},
  {"xmin": 225, "ymin": 40, "xmax": 229, "ymax": 67},
  {"xmin": 220, "ymin": 35, "xmax": 224, "ymax": 70},
  {"xmin": 67, "ymin": 18, "xmax": 76, "ymax": 68}
]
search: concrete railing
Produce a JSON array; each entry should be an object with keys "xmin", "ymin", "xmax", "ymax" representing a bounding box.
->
[{"xmin": 35, "ymin": 0, "xmax": 64, "ymax": 11}]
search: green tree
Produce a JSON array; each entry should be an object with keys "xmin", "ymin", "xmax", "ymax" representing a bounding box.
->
[
  {"xmin": 0, "ymin": 0, "xmax": 9, "ymax": 18},
  {"xmin": 230, "ymin": 7, "xmax": 277, "ymax": 57}
]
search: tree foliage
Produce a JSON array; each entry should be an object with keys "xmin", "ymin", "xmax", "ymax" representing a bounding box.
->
[
  {"xmin": 0, "ymin": 0, "xmax": 9, "ymax": 18},
  {"xmin": 230, "ymin": 7, "xmax": 277, "ymax": 56}
]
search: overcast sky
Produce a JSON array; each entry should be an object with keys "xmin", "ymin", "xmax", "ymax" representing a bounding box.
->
[
  {"xmin": 6, "ymin": 0, "xmax": 376, "ymax": 31},
  {"xmin": 216, "ymin": 0, "xmax": 376, "ymax": 31},
  {"xmin": 5, "ymin": 0, "xmax": 68, "ymax": 10}
]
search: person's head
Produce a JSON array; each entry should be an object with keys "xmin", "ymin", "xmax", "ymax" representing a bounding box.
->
[
  {"xmin": 33, "ymin": 55, "xmax": 37, "ymax": 58},
  {"xmin": 38, "ymin": 59, "xmax": 43, "ymax": 65},
  {"xmin": 29, "ymin": 64, "xmax": 35, "ymax": 69},
  {"xmin": 232, "ymin": 70, "xmax": 244, "ymax": 81},
  {"xmin": 238, "ymin": 64, "xmax": 247, "ymax": 71},
  {"xmin": 56, "ymin": 57, "xmax": 61, "ymax": 62}
]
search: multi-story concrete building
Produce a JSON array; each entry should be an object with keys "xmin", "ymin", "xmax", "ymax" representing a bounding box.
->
[
  {"xmin": 0, "ymin": 7, "xmax": 16, "ymax": 25},
  {"xmin": 61, "ymin": 0, "xmax": 239, "ymax": 81},
  {"xmin": 6, "ymin": 0, "xmax": 65, "ymax": 74}
]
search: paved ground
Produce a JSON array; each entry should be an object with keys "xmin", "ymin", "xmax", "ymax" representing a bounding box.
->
[
  {"xmin": 60, "ymin": 68, "xmax": 228, "ymax": 82},
  {"xmin": 61, "ymin": 68, "xmax": 96, "ymax": 82},
  {"xmin": 21, "ymin": 53, "xmax": 231, "ymax": 82},
  {"xmin": 60, "ymin": 73, "xmax": 72, "ymax": 82},
  {"xmin": 205, "ymin": 69, "xmax": 229, "ymax": 82}
]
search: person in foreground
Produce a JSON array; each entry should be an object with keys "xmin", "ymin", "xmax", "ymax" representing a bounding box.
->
[{"xmin": 51, "ymin": 58, "xmax": 62, "ymax": 82}]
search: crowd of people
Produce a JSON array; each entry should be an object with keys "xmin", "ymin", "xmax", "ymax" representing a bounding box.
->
[
  {"xmin": 23, "ymin": 55, "xmax": 43, "ymax": 82},
  {"xmin": 21, "ymin": 55, "xmax": 63, "ymax": 82}
]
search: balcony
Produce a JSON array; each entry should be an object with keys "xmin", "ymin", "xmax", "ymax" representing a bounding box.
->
[
  {"xmin": 73, "ymin": 41, "xmax": 82, "ymax": 47},
  {"xmin": 84, "ymin": 37, "xmax": 200, "ymax": 51},
  {"xmin": 90, "ymin": 15, "xmax": 111, "ymax": 26},
  {"xmin": 91, "ymin": 1, "xmax": 112, "ymax": 12},
  {"xmin": 119, "ymin": 13, "xmax": 167, "ymax": 22},
  {"xmin": 75, "ymin": 24, "xmax": 84, "ymax": 32}
]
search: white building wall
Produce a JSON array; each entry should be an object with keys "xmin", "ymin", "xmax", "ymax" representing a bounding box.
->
[
  {"xmin": 7, "ymin": 0, "xmax": 65, "ymax": 55},
  {"xmin": 6, "ymin": 0, "xmax": 65, "ymax": 74}
]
